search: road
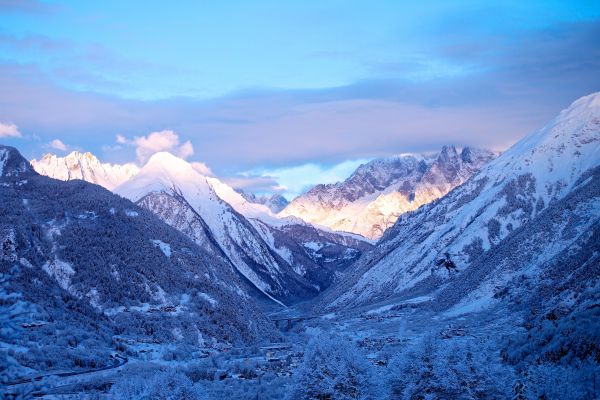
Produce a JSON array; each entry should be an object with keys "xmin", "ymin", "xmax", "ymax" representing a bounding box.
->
[{"xmin": 3, "ymin": 354, "xmax": 128, "ymax": 396}]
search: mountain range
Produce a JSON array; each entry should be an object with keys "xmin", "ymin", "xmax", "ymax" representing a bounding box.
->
[
  {"xmin": 2, "ymin": 92, "xmax": 599, "ymax": 397},
  {"xmin": 280, "ymin": 146, "xmax": 496, "ymax": 239},
  {"xmin": 21, "ymin": 94, "xmax": 600, "ymax": 315},
  {"xmin": 28, "ymin": 150, "xmax": 372, "ymax": 306},
  {"xmin": 17, "ymin": 144, "xmax": 508, "ymax": 305}
]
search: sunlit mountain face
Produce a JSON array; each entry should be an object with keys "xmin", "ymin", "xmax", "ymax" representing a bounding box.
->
[{"xmin": 1, "ymin": 1, "xmax": 599, "ymax": 398}]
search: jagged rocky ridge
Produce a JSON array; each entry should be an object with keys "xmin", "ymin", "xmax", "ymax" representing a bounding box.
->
[{"xmin": 280, "ymin": 146, "xmax": 496, "ymax": 239}]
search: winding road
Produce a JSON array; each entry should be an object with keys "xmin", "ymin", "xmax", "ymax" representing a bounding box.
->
[{"xmin": 3, "ymin": 354, "xmax": 128, "ymax": 396}]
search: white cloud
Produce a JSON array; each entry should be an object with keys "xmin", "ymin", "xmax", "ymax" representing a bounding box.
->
[
  {"xmin": 191, "ymin": 161, "xmax": 213, "ymax": 176},
  {"xmin": 179, "ymin": 140, "xmax": 194, "ymax": 159},
  {"xmin": 133, "ymin": 130, "xmax": 194, "ymax": 164},
  {"xmin": 0, "ymin": 122, "xmax": 22, "ymax": 138},
  {"xmin": 116, "ymin": 134, "xmax": 128, "ymax": 144},
  {"xmin": 49, "ymin": 139, "xmax": 67, "ymax": 151}
]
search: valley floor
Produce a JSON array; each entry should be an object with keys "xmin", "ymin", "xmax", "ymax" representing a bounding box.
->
[{"xmin": 4, "ymin": 295, "xmax": 540, "ymax": 399}]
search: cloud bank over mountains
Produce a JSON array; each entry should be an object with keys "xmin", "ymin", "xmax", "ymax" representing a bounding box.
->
[{"xmin": 1, "ymin": 2, "xmax": 598, "ymax": 196}]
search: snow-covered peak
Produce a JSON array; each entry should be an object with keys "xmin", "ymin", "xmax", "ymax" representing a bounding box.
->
[
  {"xmin": 116, "ymin": 151, "xmax": 325, "ymax": 304},
  {"xmin": 115, "ymin": 151, "xmax": 215, "ymax": 205},
  {"xmin": 263, "ymin": 194, "xmax": 290, "ymax": 213},
  {"xmin": 31, "ymin": 150, "xmax": 139, "ymax": 190},
  {"xmin": 145, "ymin": 151, "xmax": 194, "ymax": 171},
  {"xmin": 563, "ymin": 91, "xmax": 600, "ymax": 114},
  {"xmin": 64, "ymin": 150, "xmax": 97, "ymax": 163},
  {"xmin": 470, "ymin": 91, "xmax": 600, "ymax": 203}
]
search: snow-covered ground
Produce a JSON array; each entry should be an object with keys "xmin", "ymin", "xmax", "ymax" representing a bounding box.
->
[{"xmin": 1, "ymin": 294, "xmax": 560, "ymax": 399}]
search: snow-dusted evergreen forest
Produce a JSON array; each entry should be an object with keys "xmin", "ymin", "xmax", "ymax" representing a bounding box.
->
[{"xmin": 1, "ymin": 92, "xmax": 599, "ymax": 399}]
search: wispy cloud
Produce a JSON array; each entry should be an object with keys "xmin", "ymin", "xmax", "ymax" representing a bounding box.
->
[
  {"xmin": 0, "ymin": 17, "xmax": 598, "ymax": 174},
  {"xmin": 222, "ymin": 175, "xmax": 286, "ymax": 196},
  {"xmin": 49, "ymin": 138, "xmax": 67, "ymax": 151},
  {"xmin": 0, "ymin": 33, "xmax": 66, "ymax": 51},
  {"xmin": 234, "ymin": 158, "xmax": 371, "ymax": 199},
  {"xmin": 0, "ymin": 31, "xmax": 184, "ymax": 98},
  {"xmin": 191, "ymin": 161, "xmax": 213, "ymax": 176}
]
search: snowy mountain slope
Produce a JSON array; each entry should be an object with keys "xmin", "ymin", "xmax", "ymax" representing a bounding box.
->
[
  {"xmin": 280, "ymin": 146, "xmax": 496, "ymax": 239},
  {"xmin": 0, "ymin": 145, "xmax": 276, "ymax": 378},
  {"xmin": 31, "ymin": 151, "xmax": 139, "ymax": 190},
  {"xmin": 318, "ymin": 92, "xmax": 600, "ymax": 311},
  {"xmin": 206, "ymin": 170, "xmax": 374, "ymax": 291},
  {"xmin": 207, "ymin": 176, "xmax": 281, "ymax": 223},
  {"xmin": 115, "ymin": 152, "xmax": 320, "ymax": 305},
  {"xmin": 430, "ymin": 165, "xmax": 600, "ymax": 316},
  {"xmin": 136, "ymin": 190, "xmax": 228, "ymax": 263}
]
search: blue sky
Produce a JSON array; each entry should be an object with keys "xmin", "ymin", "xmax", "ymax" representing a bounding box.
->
[{"xmin": 1, "ymin": 0, "xmax": 599, "ymax": 197}]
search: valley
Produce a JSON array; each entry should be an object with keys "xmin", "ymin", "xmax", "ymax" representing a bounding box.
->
[{"xmin": 1, "ymin": 93, "xmax": 599, "ymax": 398}]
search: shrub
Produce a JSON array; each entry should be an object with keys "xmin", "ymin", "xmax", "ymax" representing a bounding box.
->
[{"xmin": 522, "ymin": 360, "xmax": 599, "ymax": 399}]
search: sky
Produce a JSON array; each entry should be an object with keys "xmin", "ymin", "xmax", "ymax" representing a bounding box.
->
[{"xmin": 1, "ymin": 0, "xmax": 599, "ymax": 198}]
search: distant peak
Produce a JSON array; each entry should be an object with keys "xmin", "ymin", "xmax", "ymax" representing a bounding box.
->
[
  {"xmin": 436, "ymin": 145, "xmax": 460, "ymax": 164},
  {"xmin": 41, "ymin": 153, "xmax": 53, "ymax": 160},
  {"xmin": 30, "ymin": 149, "xmax": 139, "ymax": 190},
  {"xmin": 66, "ymin": 150, "xmax": 82, "ymax": 158},
  {"xmin": 460, "ymin": 146, "xmax": 478, "ymax": 163},
  {"xmin": 440, "ymin": 145, "xmax": 458, "ymax": 155},
  {"xmin": 37, "ymin": 150, "xmax": 99, "ymax": 163},
  {"xmin": 460, "ymin": 147, "xmax": 496, "ymax": 164},
  {"xmin": 0, "ymin": 145, "xmax": 34, "ymax": 178}
]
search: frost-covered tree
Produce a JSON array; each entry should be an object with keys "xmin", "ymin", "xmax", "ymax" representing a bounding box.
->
[
  {"xmin": 109, "ymin": 364, "xmax": 208, "ymax": 399},
  {"xmin": 387, "ymin": 336, "xmax": 514, "ymax": 399},
  {"xmin": 288, "ymin": 334, "xmax": 378, "ymax": 400}
]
